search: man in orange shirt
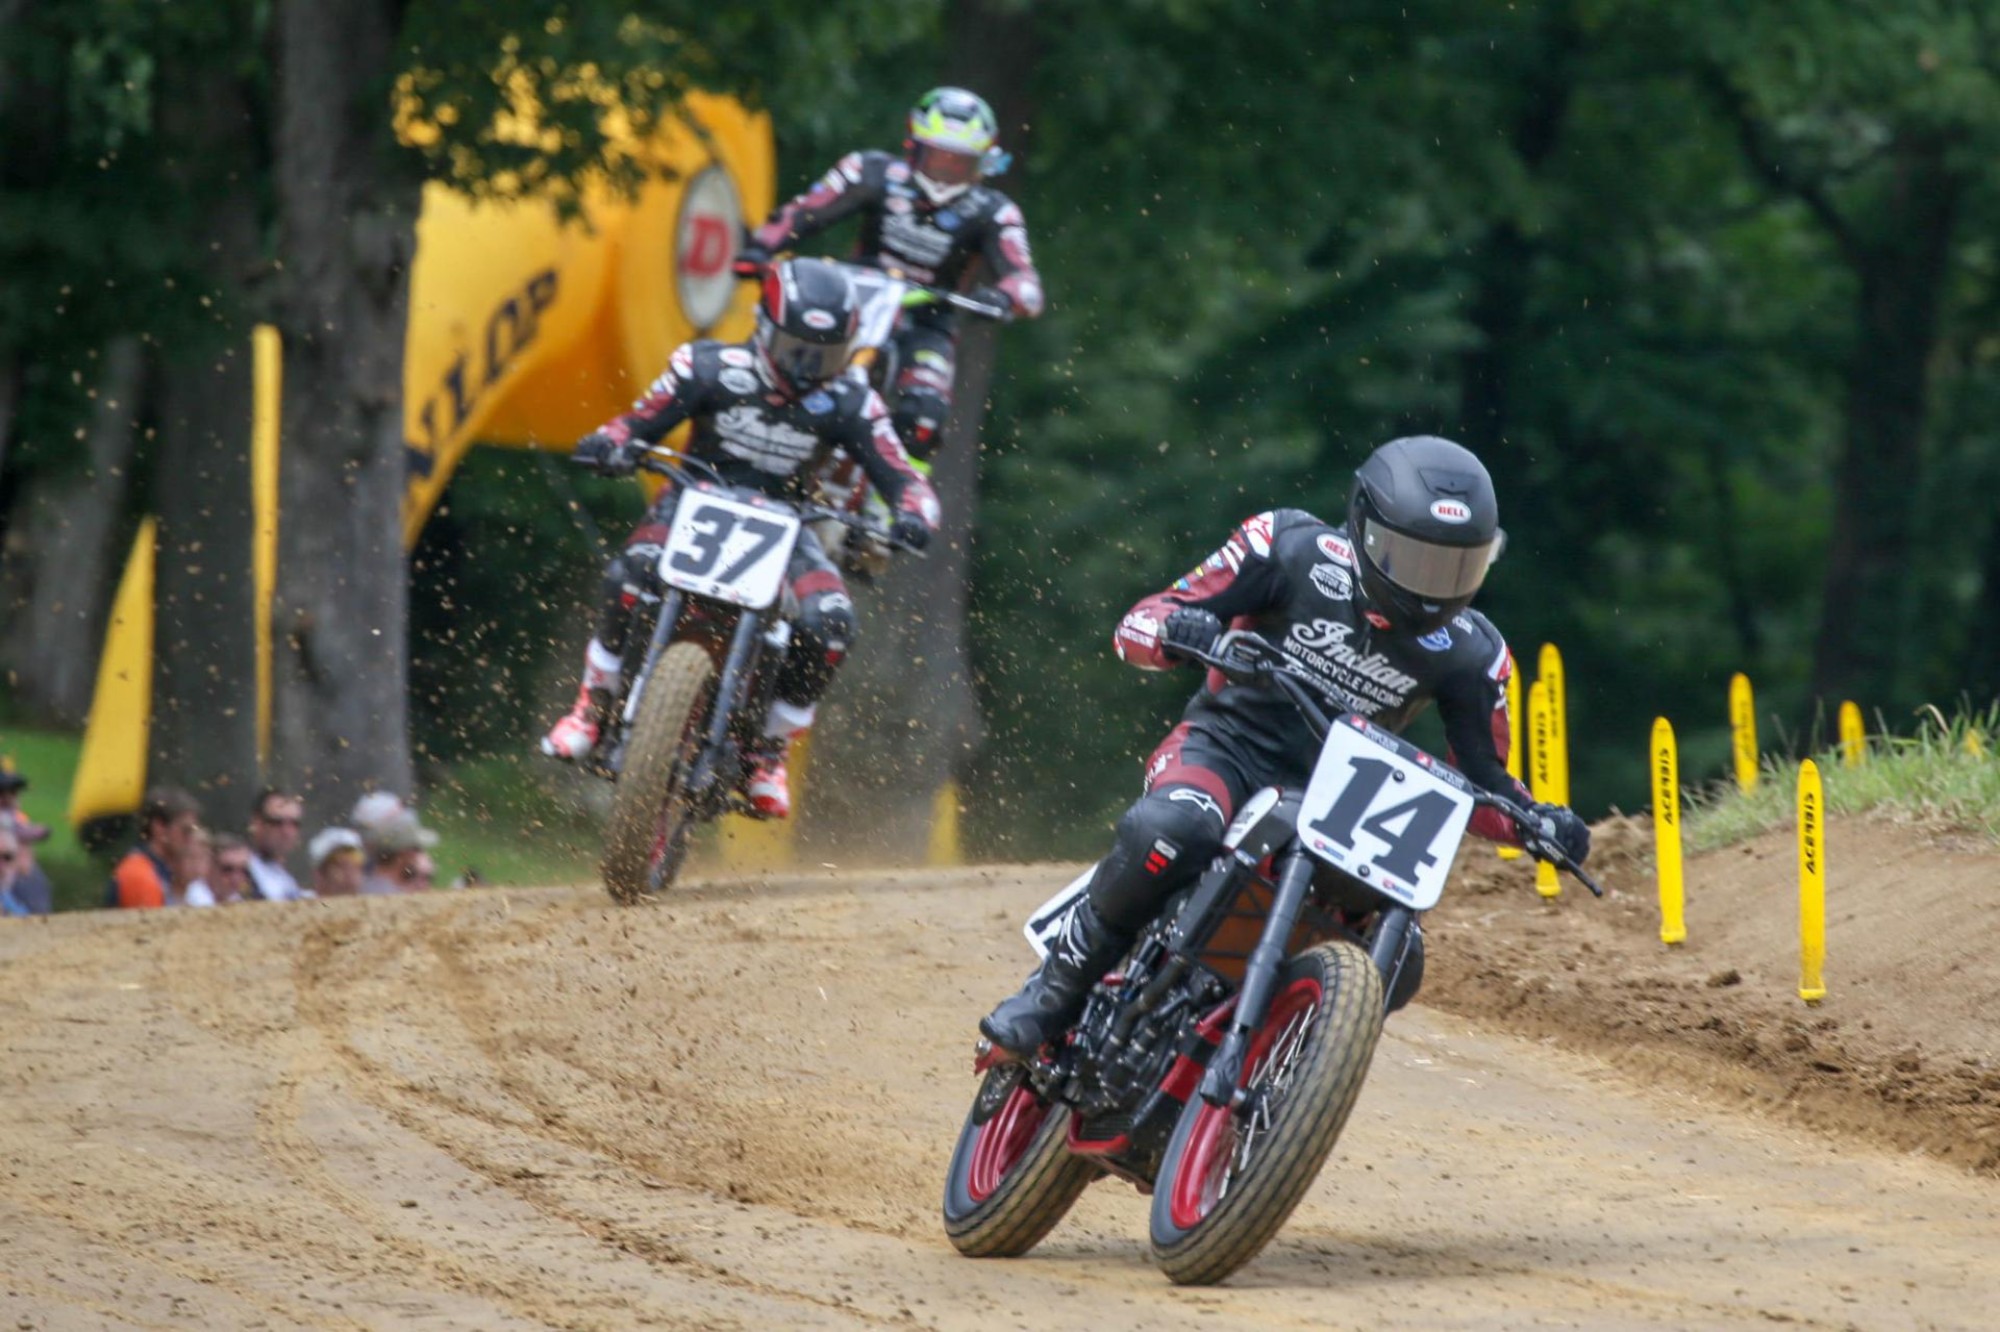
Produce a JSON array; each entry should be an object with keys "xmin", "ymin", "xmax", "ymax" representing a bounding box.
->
[{"xmin": 109, "ymin": 788, "xmax": 202, "ymax": 909}]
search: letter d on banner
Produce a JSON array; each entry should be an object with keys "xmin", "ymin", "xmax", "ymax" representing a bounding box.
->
[
  {"xmin": 1729, "ymin": 672, "xmax": 1758, "ymax": 792},
  {"xmin": 1528, "ymin": 680, "xmax": 1559, "ymax": 899},
  {"xmin": 1797, "ymin": 759, "xmax": 1826, "ymax": 1004},
  {"xmin": 1651, "ymin": 717, "xmax": 1685, "ymax": 945}
]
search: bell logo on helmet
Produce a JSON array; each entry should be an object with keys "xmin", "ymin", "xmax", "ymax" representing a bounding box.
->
[
  {"xmin": 1430, "ymin": 498, "xmax": 1473, "ymax": 524},
  {"xmin": 802, "ymin": 309, "xmax": 838, "ymax": 331}
]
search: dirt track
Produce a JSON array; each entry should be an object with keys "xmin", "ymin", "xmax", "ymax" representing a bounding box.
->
[{"xmin": 4, "ymin": 858, "xmax": 1999, "ymax": 1330}]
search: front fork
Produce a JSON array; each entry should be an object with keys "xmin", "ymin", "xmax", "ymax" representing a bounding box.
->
[
  {"xmin": 1197, "ymin": 850, "xmax": 1315, "ymax": 1108},
  {"xmin": 622, "ymin": 592, "xmax": 788, "ymax": 806}
]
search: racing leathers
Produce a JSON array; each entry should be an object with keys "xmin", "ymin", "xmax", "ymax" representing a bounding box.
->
[
  {"xmin": 982, "ymin": 507, "xmax": 1578, "ymax": 1057},
  {"xmin": 542, "ymin": 338, "xmax": 941, "ymax": 811},
  {"xmin": 743, "ymin": 149, "xmax": 1044, "ymax": 458}
]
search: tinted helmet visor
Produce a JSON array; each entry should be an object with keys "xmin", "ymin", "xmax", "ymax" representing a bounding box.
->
[{"xmin": 1359, "ymin": 519, "xmax": 1500, "ymax": 602}]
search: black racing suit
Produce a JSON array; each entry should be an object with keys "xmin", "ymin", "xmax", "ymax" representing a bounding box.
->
[
  {"xmin": 749, "ymin": 149, "xmax": 1044, "ymax": 457},
  {"xmin": 591, "ymin": 339, "xmax": 940, "ymax": 709},
  {"xmin": 1091, "ymin": 508, "xmax": 1532, "ymax": 958}
]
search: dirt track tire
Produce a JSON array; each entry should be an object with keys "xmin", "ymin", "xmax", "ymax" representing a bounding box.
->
[
  {"xmin": 1148, "ymin": 939, "xmax": 1385, "ymax": 1285},
  {"xmin": 602, "ymin": 643, "xmax": 714, "ymax": 904},
  {"xmin": 942, "ymin": 1070, "xmax": 1098, "ymax": 1258}
]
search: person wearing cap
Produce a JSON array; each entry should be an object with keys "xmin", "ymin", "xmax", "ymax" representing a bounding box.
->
[
  {"xmin": 109, "ymin": 787, "xmax": 202, "ymax": 910},
  {"xmin": 360, "ymin": 811, "xmax": 438, "ymax": 895},
  {"xmin": 309, "ymin": 827, "xmax": 365, "ymax": 897},
  {"xmin": 245, "ymin": 787, "xmax": 308, "ymax": 902},
  {"xmin": 0, "ymin": 762, "xmax": 54, "ymax": 915}
]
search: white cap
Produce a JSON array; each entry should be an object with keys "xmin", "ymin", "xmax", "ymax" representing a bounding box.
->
[
  {"xmin": 350, "ymin": 792, "xmax": 408, "ymax": 834},
  {"xmin": 308, "ymin": 826, "xmax": 365, "ymax": 869}
]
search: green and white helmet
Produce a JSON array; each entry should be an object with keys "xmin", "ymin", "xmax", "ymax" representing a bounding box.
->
[{"xmin": 905, "ymin": 86, "xmax": 1002, "ymax": 203}]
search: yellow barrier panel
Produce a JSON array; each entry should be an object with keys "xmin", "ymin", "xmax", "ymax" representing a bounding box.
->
[
  {"xmin": 1651, "ymin": 716, "xmax": 1685, "ymax": 945},
  {"xmin": 1797, "ymin": 758, "xmax": 1826, "ymax": 1004},
  {"xmin": 1729, "ymin": 671, "xmax": 1758, "ymax": 792},
  {"xmin": 927, "ymin": 780, "xmax": 963, "ymax": 867},
  {"xmin": 68, "ymin": 520, "xmax": 158, "ymax": 828},
  {"xmin": 251, "ymin": 325, "xmax": 281, "ymax": 767},
  {"xmin": 1528, "ymin": 679, "xmax": 1559, "ymax": 899},
  {"xmin": 1538, "ymin": 643, "xmax": 1569, "ymax": 805},
  {"xmin": 1838, "ymin": 699, "xmax": 1864, "ymax": 769},
  {"xmin": 716, "ymin": 731, "xmax": 808, "ymax": 871},
  {"xmin": 1498, "ymin": 652, "xmax": 1523, "ymax": 861}
]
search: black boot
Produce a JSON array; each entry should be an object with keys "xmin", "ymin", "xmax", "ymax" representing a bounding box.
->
[{"xmin": 980, "ymin": 900, "xmax": 1131, "ymax": 1059}]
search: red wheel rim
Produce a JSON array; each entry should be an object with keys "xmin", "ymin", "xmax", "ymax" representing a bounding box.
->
[
  {"xmin": 1168, "ymin": 976, "xmax": 1323, "ymax": 1230},
  {"xmin": 967, "ymin": 1085, "xmax": 1048, "ymax": 1203}
]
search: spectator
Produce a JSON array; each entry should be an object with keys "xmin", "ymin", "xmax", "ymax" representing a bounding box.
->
[
  {"xmin": 350, "ymin": 790, "xmax": 410, "ymax": 843},
  {"xmin": 308, "ymin": 827, "xmax": 365, "ymax": 897},
  {"xmin": 1, "ymin": 824, "xmax": 32, "ymax": 917},
  {"xmin": 245, "ymin": 788, "xmax": 308, "ymax": 902},
  {"xmin": 0, "ymin": 762, "xmax": 54, "ymax": 916},
  {"xmin": 110, "ymin": 787, "xmax": 201, "ymax": 909},
  {"xmin": 205, "ymin": 833, "xmax": 255, "ymax": 905},
  {"xmin": 173, "ymin": 825, "xmax": 216, "ymax": 907},
  {"xmin": 360, "ymin": 811, "xmax": 438, "ymax": 895}
]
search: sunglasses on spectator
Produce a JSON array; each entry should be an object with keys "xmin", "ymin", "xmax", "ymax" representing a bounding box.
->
[
  {"xmin": 215, "ymin": 860, "xmax": 252, "ymax": 875},
  {"xmin": 259, "ymin": 813, "xmax": 302, "ymax": 827},
  {"xmin": 0, "ymin": 852, "xmax": 14, "ymax": 865},
  {"xmin": 399, "ymin": 864, "xmax": 433, "ymax": 883}
]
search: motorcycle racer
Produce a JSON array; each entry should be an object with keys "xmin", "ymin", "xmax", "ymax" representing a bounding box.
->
[
  {"xmin": 733, "ymin": 86, "xmax": 1044, "ymax": 459},
  {"xmin": 980, "ymin": 436, "xmax": 1591, "ymax": 1059},
  {"xmin": 541, "ymin": 257, "xmax": 941, "ymax": 818}
]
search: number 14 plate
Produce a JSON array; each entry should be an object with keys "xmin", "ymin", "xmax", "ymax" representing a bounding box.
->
[{"xmin": 1295, "ymin": 718, "xmax": 1476, "ymax": 910}]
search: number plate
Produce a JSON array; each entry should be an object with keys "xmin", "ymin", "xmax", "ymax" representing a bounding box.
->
[
  {"xmin": 1021, "ymin": 864, "xmax": 1096, "ymax": 959},
  {"xmin": 1295, "ymin": 717, "xmax": 1476, "ymax": 909},
  {"xmin": 658, "ymin": 490, "xmax": 803, "ymax": 609}
]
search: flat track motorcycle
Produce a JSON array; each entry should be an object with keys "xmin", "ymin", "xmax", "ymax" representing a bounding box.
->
[
  {"xmin": 587, "ymin": 447, "xmax": 921, "ymax": 902},
  {"xmin": 941, "ymin": 631, "xmax": 1599, "ymax": 1285}
]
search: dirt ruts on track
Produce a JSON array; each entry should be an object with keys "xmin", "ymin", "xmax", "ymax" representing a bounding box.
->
[{"xmin": 1, "ymin": 840, "xmax": 1997, "ymax": 1329}]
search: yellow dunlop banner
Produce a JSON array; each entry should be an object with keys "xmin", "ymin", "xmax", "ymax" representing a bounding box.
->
[
  {"xmin": 1838, "ymin": 699, "xmax": 1865, "ymax": 768},
  {"xmin": 1651, "ymin": 717, "xmax": 1685, "ymax": 945},
  {"xmin": 1729, "ymin": 672, "xmax": 1758, "ymax": 792},
  {"xmin": 1797, "ymin": 758, "xmax": 1827, "ymax": 1003},
  {"xmin": 1498, "ymin": 652, "xmax": 1523, "ymax": 861},
  {"xmin": 1528, "ymin": 679, "xmax": 1559, "ymax": 899}
]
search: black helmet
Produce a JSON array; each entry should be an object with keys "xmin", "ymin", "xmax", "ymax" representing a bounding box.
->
[
  {"xmin": 1347, "ymin": 435, "xmax": 1504, "ymax": 634},
  {"xmin": 754, "ymin": 257, "xmax": 860, "ymax": 392}
]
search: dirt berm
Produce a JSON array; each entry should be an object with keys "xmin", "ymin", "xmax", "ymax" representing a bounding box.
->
[{"xmin": 1, "ymin": 814, "xmax": 1996, "ymax": 1329}]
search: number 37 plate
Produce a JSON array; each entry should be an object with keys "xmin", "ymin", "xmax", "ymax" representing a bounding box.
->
[
  {"xmin": 659, "ymin": 490, "xmax": 803, "ymax": 610},
  {"xmin": 1296, "ymin": 718, "xmax": 1477, "ymax": 910}
]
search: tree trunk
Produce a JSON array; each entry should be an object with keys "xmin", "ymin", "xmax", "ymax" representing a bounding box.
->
[
  {"xmin": 799, "ymin": 0, "xmax": 1035, "ymax": 860},
  {"xmin": 267, "ymin": 0, "xmax": 419, "ymax": 822},
  {"xmin": 1964, "ymin": 511, "xmax": 2000, "ymax": 705},
  {"xmin": 148, "ymin": 46, "xmax": 263, "ymax": 831},
  {"xmin": 0, "ymin": 338, "xmax": 144, "ymax": 724},
  {"xmin": 803, "ymin": 324, "xmax": 996, "ymax": 858},
  {"xmin": 1809, "ymin": 139, "xmax": 1961, "ymax": 711}
]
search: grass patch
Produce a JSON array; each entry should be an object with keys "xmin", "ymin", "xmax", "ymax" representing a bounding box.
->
[
  {"xmin": 420, "ymin": 753, "xmax": 604, "ymax": 888},
  {"xmin": 0, "ymin": 725, "xmax": 112, "ymax": 911},
  {"xmin": 1687, "ymin": 703, "xmax": 2000, "ymax": 853}
]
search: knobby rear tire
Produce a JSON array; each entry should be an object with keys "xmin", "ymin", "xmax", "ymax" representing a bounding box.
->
[
  {"xmin": 1148, "ymin": 939, "xmax": 1386, "ymax": 1285},
  {"xmin": 602, "ymin": 642, "xmax": 714, "ymax": 903},
  {"xmin": 942, "ymin": 1071, "xmax": 1098, "ymax": 1258}
]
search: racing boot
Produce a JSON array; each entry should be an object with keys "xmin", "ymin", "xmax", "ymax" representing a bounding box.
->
[
  {"xmin": 741, "ymin": 738, "xmax": 793, "ymax": 819},
  {"xmin": 540, "ymin": 638, "xmax": 622, "ymax": 761},
  {"xmin": 540, "ymin": 682, "xmax": 614, "ymax": 761},
  {"xmin": 979, "ymin": 899, "xmax": 1131, "ymax": 1060}
]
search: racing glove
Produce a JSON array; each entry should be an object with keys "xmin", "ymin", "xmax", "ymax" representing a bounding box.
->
[
  {"xmin": 732, "ymin": 240, "xmax": 773, "ymax": 280},
  {"xmin": 890, "ymin": 511, "xmax": 931, "ymax": 552},
  {"xmin": 574, "ymin": 430, "xmax": 637, "ymax": 477},
  {"xmin": 1521, "ymin": 802, "xmax": 1591, "ymax": 867},
  {"xmin": 1161, "ymin": 608, "xmax": 1224, "ymax": 666}
]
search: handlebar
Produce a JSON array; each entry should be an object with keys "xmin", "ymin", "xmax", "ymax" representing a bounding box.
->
[
  {"xmin": 735, "ymin": 253, "xmax": 1010, "ymax": 322},
  {"xmin": 576, "ymin": 444, "xmax": 928, "ymax": 557},
  {"xmin": 1177, "ymin": 632, "xmax": 1602, "ymax": 897}
]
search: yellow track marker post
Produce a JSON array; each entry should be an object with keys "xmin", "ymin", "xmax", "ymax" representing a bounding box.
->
[
  {"xmin": 927, "ymin": 781, "xmax": 963, "ymax": 867},
  {"xmin": 1967, "ymin": 730, "xmax": 1988, "ymax": 759},
  {"xmin": 251, "ymin": 324, "xmax": 282, "ymax": 768},
  {"xmin": 1498, "ymin": 653, "xmax": 1523, "ymax": 861},
  {"xmin": 1838, "ymin": 700, "xmax": 1865, "ymax": 769},
  {"xmin": 1528, "ymin": 679, "xmax": 1559, "ymax": 899},
  {"xmin": 1651, "ymin": 717, "xmax": 1686, "ymax": 945},
  {"xmin": 1729, "ymin": 671, "xmax": 1758, "ymax": 792},
  {"xmin": 1797, "ymin": 759, "xmax": 1826, "ymax": 1004},
  {"xmin": 1538, "ymin": 643, "xmax": 1569, "ymax": 806}
]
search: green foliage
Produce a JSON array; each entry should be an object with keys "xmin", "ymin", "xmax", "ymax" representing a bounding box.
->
[
  {"xmin": 0, "ymin": 725, "xmax": 104, "ymax": 911},
  {"xmin": 1687, "ymin": 702, "xmax": 2000, "ymax": 852}
]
